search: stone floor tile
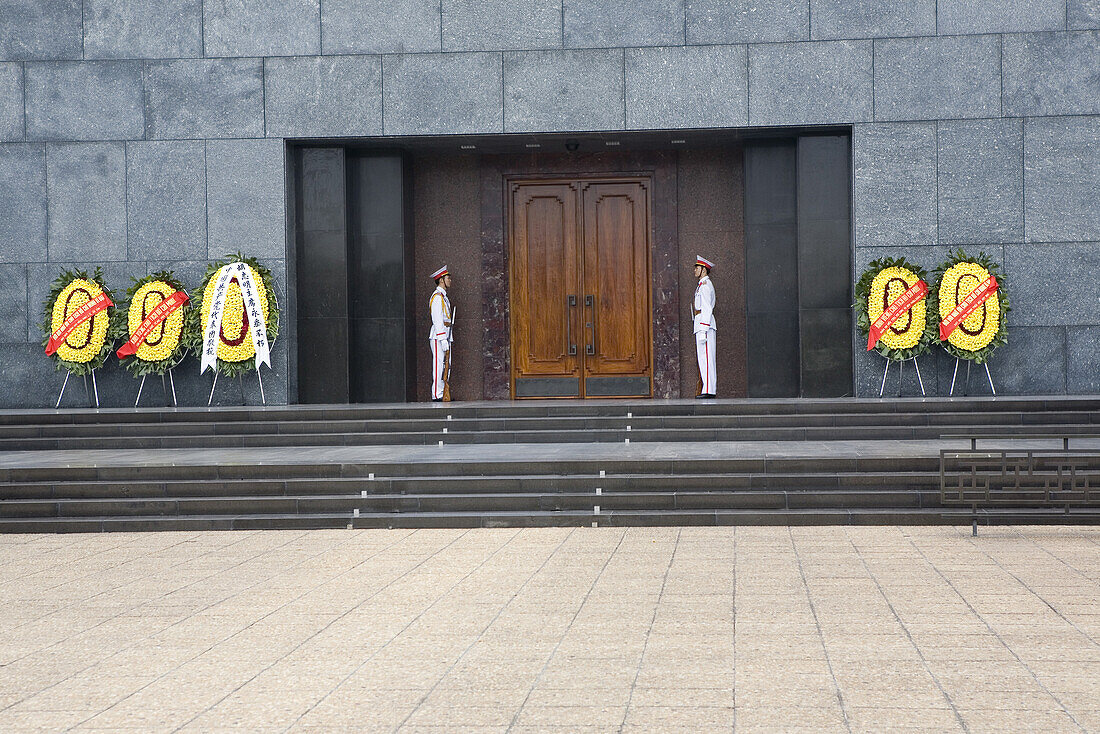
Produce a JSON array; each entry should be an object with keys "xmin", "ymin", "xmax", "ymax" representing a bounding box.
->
[
  {"xmin": 958, "ymin": 707, "xmax": 1083, "ymax": 733},
  {"xmin": 513, "ymin": 704, "xmax": 627, "ymax": 728},
  {"xmin": 735, "ymin": 704, "xmax": 847, "ymax": 729},
  {"xmin": 621, "ymin": 704, "xmax": 735, "ymax": 729},
  {"xmin": 846, "ymin": 705, "xmax": 962, "ymax": 730},
  {"xmin": 627, "ymin": 687, "xmax": 732, "ymax": 707}
]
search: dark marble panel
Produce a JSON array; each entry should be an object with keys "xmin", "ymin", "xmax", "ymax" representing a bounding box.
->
[
  {"xmin": 854, "ymin": 342, "xmax": 941, "ymax": 397},
  {"xmin": 297, "ymin": 230, "xmax": 348, "ymax": 318},
  {"xmin": 0, "ymin": 62, "xmax": 22, "ymax": 141},
  {"xmin": 206, "ymin": 139, "xmax": 286, "ymax": 260},
  {"xmin": 745, "ymin": 223, "xmax": 798, "ymax": 313},
  {"xmin": 852, "ymin": 245, "xmax": 951, "ymax": 281},
  {"xmin": 798, "ymin": 219, "xmax": 851, "ymax": 309},
  {"xmin": 144, "ymin": 58, "xmax": 264, "ymax": 140},
  {"xmin": 563, "ymin": 0, "xmax": 684, "ymax": 48},
  {"xmin": 625, "ymin": 45, "xmax": 748, "ymax": 130},
  {"xmin": 504, "ymin": 49, "xmax": 625, "ymax": 133},
  {"xmin": 1006, "ymin": 242, "xmax": 1100, "ymax": 327},
  {"xmin": 1024, "ymin": 116, "xmax": 1100, "ymax": 243},
  {"xmin": 383, "ymin": 52, "xmax": 503, "ymax": 136},
  {"xmin": 939, "ymin": 0, "xmax": 1065, "ymax": 34},
  {"xmin": 1004, "ymin": 31, "xmax": 1100, "ymax": 117},
  {"xmin": 809, "ymin": 0, "xmax": 935, "ymax": 39},
  {"xmin": 203, "ymin": 0, "xmax": 320, "ymax": 57},
  {"xmin": 0, "ymin": 263, "xmax": 27, "ymax": 342},
  {"xmin": 1067, "ymin": 326, "xmax": 1100, "ymax": 394},
  {"xmin": 873, "ymin": 34, "xmax": 1001, "ymax": 121},
  {"xmin": 0, "ymin": 342, "xmax": 69, "ymax": 408},
  {"xmin": 322, "ymin": 0, "xmax": 440, "ymax": 54},
  {"xmin": 1069, "ymin": 0, "xmax": 1100, "ymax": 29},
  {"xmin": 196, "ymin": 338, "xmax": 289, "ymax": 407},
  {"xmin": 298, "ymin": 147, "xmax": 345, "ymax": 234},
  {"xmin": 126, "ymin": 140, "xmax": 207, "ymax": 262},
  {"xmin": 350, "ymin": 233, "xmax": 405, "ymax": 320},
  {"xmin": 937, "ymin": 119, "xmax": 1024, "ymax": 246},
  {"xmin": 443, "ymin": 0, "xmax": 561, "ymax": 51},
  {"xmin": 801, "ymin": 308, "xmax": 853, "ymax": 397},
  {"xmin": 297, "ymin": 317, "xmax": 349, "ymax": 403},
  {"xmin": 46, "ymin": 143, "xmax": 127, "ymax": 263},
  {"xmin": 265, "ymin": 55, "xmax": 382, "ymax": 139},
  {"xmin": 687, "ymin": 0, "xmax": 808, "ymax": 44},
  {"xmin": 798, "ymin": 135, "xmax": 850, "ymax": 311},
  {"xmin": 749, "ymin": 40, "xmax": 872, "ymax": 125},
  {"xmin": 747, "ymin": 310, "xmax": 799, "ymax": 397},
  {"xmin": 350, "ymin": 317, "xmax": 408, "ymax": 403},
  {"xmin": 0, "ymin": 143, "xmax": 46, "ymax": 263},
  {"xmin": 797, "ymin": 135, "xmax": 850, "ymax": 222},
  {"xmin": 0, "ymin": 0, "xmax": 82, "ymax": 61},
  {"xmin": 852, "ymin": 122, "xmax": 936, "ymax": 248},
  {"xmin": 743, "ymin": 142, "xmax": 796, "ymax": 225},
  {"xmin": 83, "ymin": 0, "xmax": 202, "ymax": 59},
  {"xmin": 981, "ymin": 326, "xmax": 1066, "ymax": 395}
]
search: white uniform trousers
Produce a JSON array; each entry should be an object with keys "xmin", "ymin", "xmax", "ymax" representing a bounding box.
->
[
  {"xmin": 695, "ymin": 329, "xmax": 716, "ymax": 395},
  {"xmin": 430, "ymin": 339, "xmax": 450, "ymax": 400}
]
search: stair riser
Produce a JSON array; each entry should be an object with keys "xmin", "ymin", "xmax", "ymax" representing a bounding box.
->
[
  {"xmin": 5, "ymin": 422, "xmax": 1100, "ymax": 450},
  {"xmin": 7, "ymin": 410, "xmax": 1097, "ymax": 439}
]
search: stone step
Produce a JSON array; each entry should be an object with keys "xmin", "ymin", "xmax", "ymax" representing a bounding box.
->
[
  {"xmin": 0, "ymin": 456, "xmax": 946, "ymax": 484},
  {"xmin": 2, "ymin": 396, "xmax": 1098, "ymax": 427},
  {"xmin": 0, "ymin": 471, "xmax": 943, "ymax": 499},
  {"xmin": 1, "ymin": 408, "xmax": 1096, "ymax": 439},
  {"xmin": 4, "ymin": 506, "xmax": 1098, "ymax": 533},
  {"xmin": 0, "ymin": 488, "xmax": 943, "ymax": 520},
  {"xmin": 4, "ymin": 422, "xmax": 1099, "ymax": 450}
]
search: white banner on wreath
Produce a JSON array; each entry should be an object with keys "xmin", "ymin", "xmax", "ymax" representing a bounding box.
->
[{"xmin": 200, "ymin": 262, "xmax": 271, "ymax": 375}]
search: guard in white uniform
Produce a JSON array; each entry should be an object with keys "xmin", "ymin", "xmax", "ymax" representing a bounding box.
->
[
  {"xmin": 428, "ymin": 266, "xmax": 453, "ymax": 402},
  {"xmin": 692, "ymin": 256, "xmax": 717, "ymax": 398}
]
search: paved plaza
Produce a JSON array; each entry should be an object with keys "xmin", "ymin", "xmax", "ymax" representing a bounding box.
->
[{"xmin": 0, "ymin": 526, "xmax": 1098, "ymax": 733}]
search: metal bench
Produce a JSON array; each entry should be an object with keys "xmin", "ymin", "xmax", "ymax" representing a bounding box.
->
[{"xmin": 939, "ymin": 434, "xmax": 1100, "ymax": 535}]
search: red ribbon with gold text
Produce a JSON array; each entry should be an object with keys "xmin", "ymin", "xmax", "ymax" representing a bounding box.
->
[
  {"xmin": 867, "ymin": 280, "xmax": 928, "ymax": 350},
  {"xmin": 45, "ymin": 292, "xmax": 113, "ymax": 356},
  {"xmin": 939, "ymin": 276, "xmax": 998, "ymax": 341},
  {"xmin": 116, "ymin": 290, "xmax": 189, "ymax": 359}
]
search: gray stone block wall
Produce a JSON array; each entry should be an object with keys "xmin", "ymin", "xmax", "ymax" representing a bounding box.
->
[{"xmin": 1, "ymin": 0, "xmax": 1099, "ymax": 403}]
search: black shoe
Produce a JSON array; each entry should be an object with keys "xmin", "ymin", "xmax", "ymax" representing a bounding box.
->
[
  {"xmin": 695, "ymin": 394, "xmax": 706, "ymax": 399},
  {"xmin": 431, "ymin": 398, "xmax": 443, "ymax": 402},
  {"xmin": 702, "ymin": 393, "xmax": 716, "ymax": 399}
]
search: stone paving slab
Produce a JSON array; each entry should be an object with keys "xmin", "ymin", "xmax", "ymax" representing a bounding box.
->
[{"xmin": 0, "ymin": 526, "xmax": 1097, "ymax": 732}]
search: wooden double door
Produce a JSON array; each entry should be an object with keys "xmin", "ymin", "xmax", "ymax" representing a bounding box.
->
[{"xmin": 509, "ymin": 177, "xmax": 653, "ymax": 398}]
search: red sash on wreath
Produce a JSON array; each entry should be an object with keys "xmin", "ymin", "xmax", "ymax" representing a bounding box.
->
[
  {"xmin": 867, "ymin": 280, "xmax": 928, "ymax": 351},
  {"xmin": 116, "ymin": 290, "xmax": 189, "ymax": 359},
  {"xmin": 939, "ymin": 276, "xmax": 997, "ymax": 341},
  {"xmin": 45, "ymin": 292, "xmax": 113, "ymax": 356}
]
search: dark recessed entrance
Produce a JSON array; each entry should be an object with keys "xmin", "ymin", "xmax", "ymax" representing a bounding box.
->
[{"xmin": 287, "ymin": 128, "xmax": 852, "ymax": 404}]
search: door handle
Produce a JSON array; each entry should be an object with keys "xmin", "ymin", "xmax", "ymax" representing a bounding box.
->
[
  {"xmin": 566, "ymin": 295, "xmax": 577, "ymax": 355},
  {"xmin": 584, "ymin": 294, "xmax": 595, "ymax": 356}
]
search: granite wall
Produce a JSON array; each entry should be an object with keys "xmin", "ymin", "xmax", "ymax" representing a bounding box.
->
[{"xmin": 1, "ymin": 0, "xmax": 1098, "ymax": 405}]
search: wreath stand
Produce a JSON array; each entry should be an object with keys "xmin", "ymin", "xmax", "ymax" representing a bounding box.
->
[
  {"xmin": 135, "ymin": 369, "xmax": 178, "ymax": 408},
  {"xmin": 878, "ymin": 356, "xmax": 926, "ymax": 397},
  {"xmin": 55, "ymin": 370, "xmax": 100, "ymax": 409},
  {"xmin": 949, "ymin": 358, "xmax": 996, "ymax": 396},
  {"xmin": 207, "ymin": 368, "xmax": 266, "ymax": 407}
]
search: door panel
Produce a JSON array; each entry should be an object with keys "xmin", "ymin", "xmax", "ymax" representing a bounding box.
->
[
  {"xmin": 582, "ymin": 181, "xmax": 650, "ymax": 379},
  {"xmin": 511, "ymin": 183, "xmax": 580, "ymax": 388},
  {"xmin": 510, "ymin": 177, "xmax": 652, "ymax": 398}
]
